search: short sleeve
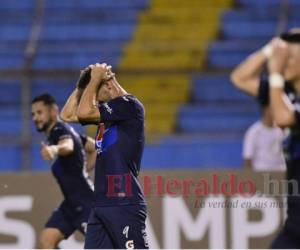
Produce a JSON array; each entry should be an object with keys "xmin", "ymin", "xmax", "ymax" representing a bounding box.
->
[
  {"xmin": 50, "ymin": 125, "xmax": 72, "ymax": 145},
  {"xmin": 99, "ymin": 96, "xmax": 136, "ymax": 122},
  {"xmin": 242, "ymin": 125, "xmax": 256, "ymax": 159}
]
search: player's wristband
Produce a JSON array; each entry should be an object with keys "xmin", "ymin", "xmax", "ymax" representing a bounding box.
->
[
  {"xmin": 261, "ymin": 45, "xmax": 273, "ymax": 59},
  {"xmin": 269, "ymin": 73, "xmax": 284, "ymax": 89}
]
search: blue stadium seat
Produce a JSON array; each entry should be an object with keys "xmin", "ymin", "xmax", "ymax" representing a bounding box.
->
[
  {"xmin": 191, "ymin": 74, "xmax": 255, "ymax": 102},
  {"xmin": 142, "ymin": 138, "xmax": 242, "ymax": 169},
  {"xmin": 38, "ymin": 41, "xmax": 124, "ymax": 53},
  {"xmin": 0, "ymin": 0, "xmax": 35, "ymax": 10},
  {"xmin": 40, "ymin": 24, "xmax": 135, "ymax": 41},
  {"xmin": 238, "ymin": 0, "xmax": 300, "ymax": 8},
  {"xmin": 222, "ymin": 20, "xmax": 300, "ymax": 40},
  {"xmin": 223, "ymin": 10, "xmax": 276, "ymax": 22},
  {"xmin": 0, "ymin": 10, "xmax": 33, "ymax": 25},
  {"xmin": 33, "ymin": 52, "xmax": 120, "ymax": 69},
  {"xmin": 222, "ymin": 21, "xmax": 277, "ymax": 39},
  {"xmin": 208, "ymin": 40, "xmax": 267, "ymax": 67},
  {"xmin": 0, "ymin": 82, "xmax": 21, "ymax": 104},
  {"xmin": 0, "ymin": 145, "xmax": 21, "ymax": 171},
  {"xmin": 0, "ymin": 26, "xmax": 30, "ymax": 41},
  {"xmin": 44, "ymin": 0, "xmax": 149, "ymax": 9},
  {"xmin": 177, "ymin": 105, "xmax": 259, "ymax": 133},
  {"xmin": 0, "ymin": 53, "xmax": 24, "ymax": 69},
  {"xmin": 43, "ymin": 9, "xmax": 139, "ymax": 24},
  {"xmin": 31, "ymin": 80, "xmax": 75, "ymax": 105},
  {"xmin": 31, "ymin": 144, "xmax": 49, "ymax": 171}
]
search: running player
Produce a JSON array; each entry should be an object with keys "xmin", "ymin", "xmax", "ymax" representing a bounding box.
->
[
  {"xmin": 231, "ymin": 29, "xmax": 300, "ymax": 248},
  {"xmin": 62, "ymin": 63, "xmax": 149, "ymax": 249},
  {"xmin": 31, "ymin": 93, "xmax": 95, "ymax": 249}
]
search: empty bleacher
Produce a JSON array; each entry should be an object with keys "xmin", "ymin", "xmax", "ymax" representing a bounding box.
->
[
  {"xmin": 0, "ymin": 0, "xmax": 149, "ymax": 170},
  {"xmin": 142, "ymin": 0, "xmax": 298, "ymax": 168},
  {"xmin": 0, "ymin": 0, "xmax": 297, "ymax": 171}
]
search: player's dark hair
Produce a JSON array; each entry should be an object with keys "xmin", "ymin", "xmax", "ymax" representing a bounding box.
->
[
  {"xmin": 280, "ymin": 29, "xmax": 300, "ymax": 43},
  {"xmin": 31, "ymin": 93, "xmax": 57, "ymax": 106},
  {"xmin": 76, "ymin": 67, "xmax": 91, "ymax": 90}
]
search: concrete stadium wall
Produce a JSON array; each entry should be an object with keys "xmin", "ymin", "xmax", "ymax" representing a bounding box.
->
[{"xmin": 0, "ymin": 170, "xmax": 286, "ymax": 248}]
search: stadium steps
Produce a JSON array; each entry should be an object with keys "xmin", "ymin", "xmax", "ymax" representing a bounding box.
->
[
  {"xmin": 118, "ymin": 0, "xmax": 232, "ymax": 137},
  {"xmin": 162, "ymin": 0, "xmax": 296, "ymax": 169},
  {"xmin": 33, "ymin": 0, "xmax": 149, "ymax": 70},
  {"xmin": 142, "ymin": 135, "xmax": 243, "ymax": 169}
]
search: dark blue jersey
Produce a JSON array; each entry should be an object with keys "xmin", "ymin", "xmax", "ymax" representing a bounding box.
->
[
  {"xmin": 258, "ymin": 79, "xmax": 300, "ymax": 221},
  {"xmin": 93, "ymin": 95, "xmax": 146, "ymax": 206},
  {"xmin": 47, "ymin": 121, "xmax": 94, "ymax": 209}
]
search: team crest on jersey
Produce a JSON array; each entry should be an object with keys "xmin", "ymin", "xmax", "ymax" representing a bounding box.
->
[
  {"xmin": 95, "ymin": 123, "xmax": 105, "ymax": 152},
  {"xmin": 95, "ymin": 124, "xmax": 118, "ymax": 154}
]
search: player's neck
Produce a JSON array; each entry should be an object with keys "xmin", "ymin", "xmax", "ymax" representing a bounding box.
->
[{"xmin": 45, "ymin": 119, "xmax": 57, "ymax": 135}]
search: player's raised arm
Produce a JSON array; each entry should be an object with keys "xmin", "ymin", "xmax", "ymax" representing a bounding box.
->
[
  {"xmin": 61, "ymin": 67, "xmax": 92, "ymax": 123},
  {"xmin": 268, "ymin": 40, "xmax": 296, "ymax": 128},
  {"xmin": 60, "ymin": 89, "xmax": 80, "ymax": 123},
  {"xmin": 230, "ymin": 39, "xmax": 277, "ymax": 96},
  {"xmin": 77, "ymin": 63, "xmax": 112, "ymax": 123}
]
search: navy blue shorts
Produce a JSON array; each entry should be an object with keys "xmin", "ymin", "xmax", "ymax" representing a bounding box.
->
[
  {"xmin": 45, "ymin": 201, "xmax": 91, "ymax": 239},
  {"xmin": 84, "ymin": 204, "xmax": 149, "ymax": 249}
]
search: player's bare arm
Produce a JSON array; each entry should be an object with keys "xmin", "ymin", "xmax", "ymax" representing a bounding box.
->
[
  {"xmin": 231, "ymin": 38, "xmax": 278, "ymax": 96},
  {"xmin": 61, "ymin": 67, "xmax": 93, "ymax": 123},
  {"xmin": 40, "ymin": 138, "xmax": 74, "ymax": 161},
  {"xmin": 77, "ymin": 63, "xmax": 111, "ymax": 123},
  {"xmin": 60, "ymin": 89, "xmax": 80, "ymax": 123},
  {"xmin": 268, "ymin": 40, "xmax": 296, "ymax": 128},
  {"xmin": 84, "ymin": 137, "xmax": 97, "ymax": 172}
]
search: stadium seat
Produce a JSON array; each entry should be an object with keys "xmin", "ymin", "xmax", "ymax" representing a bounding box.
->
[
  {"xmin": 0, "ymin": 82, "xmax": 21, "ymax": 105},
  {"xmin": 142, "ymin": 137, "xmax": 242, "ymax": 169},
  {"xmin": 0, "ymin": 145, "xmax": 21, "ymax": 171},
  {"xmin": 191, "ymin": 74, "xmax": 254, "ymax": 102},
  {"xmin": 44, "ymin": 0, "xmax": 149, "ymax": 9}
]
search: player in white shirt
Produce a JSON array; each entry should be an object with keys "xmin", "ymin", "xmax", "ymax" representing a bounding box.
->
[{"xmin": 243, "ymin": 107, "xmax": 286, "ymax": 171}]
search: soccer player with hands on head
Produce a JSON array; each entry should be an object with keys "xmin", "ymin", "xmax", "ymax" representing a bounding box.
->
[
  {"xmin": 231, "ymin": 29, "xmax": 300, "ymax": 248},
  {"xmin": 61, "ymin": 62, "xmax": 149, "ymax": 249}
]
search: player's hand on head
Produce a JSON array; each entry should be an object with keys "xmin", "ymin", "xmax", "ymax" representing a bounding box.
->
[
  {"xmin": 105, "ymin": 65, "xmax": 115, "ymax": 81},
  {"xmin": 90, "ymin": 63, "xmax": 114, "ymax": 83},
  {"xmin": 268, "ymin": 39, "xmax": 289, "ymax": 74},
  {"xmin": 40, "ymin": 142, "xmax": 58, "ymax": 161}
]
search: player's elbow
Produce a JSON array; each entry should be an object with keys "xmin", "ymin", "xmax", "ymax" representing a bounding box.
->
[
  {"xmin": 60, "ymin": 112, "xmax": 72, "ymax": 122},
  {"xmin": 76, "ymin": 108, "xmax": 90, "ymax": 122},
  {"xmin": 230, "ymin": 70, "xmax": 243, "ymax": 89},
  {"xmin": 273, "ymin": 112, "xmax": 295, "ymax": 128},
  {"xmin": 60, "ymin": 144, "xmax": 74, "ymax": 156},
  {"xmin": 60, "ymin": 112, "xmax": 78, "ymax": 123}
]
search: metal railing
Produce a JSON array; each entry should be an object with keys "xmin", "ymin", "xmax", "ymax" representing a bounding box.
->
[
  {"xmin": 276, "ymin": 0, "xmax": 290, "ymax": 35},
  {"xmin": 20, "ymin": 0, "xmax": 45, "ymax": 170}
]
